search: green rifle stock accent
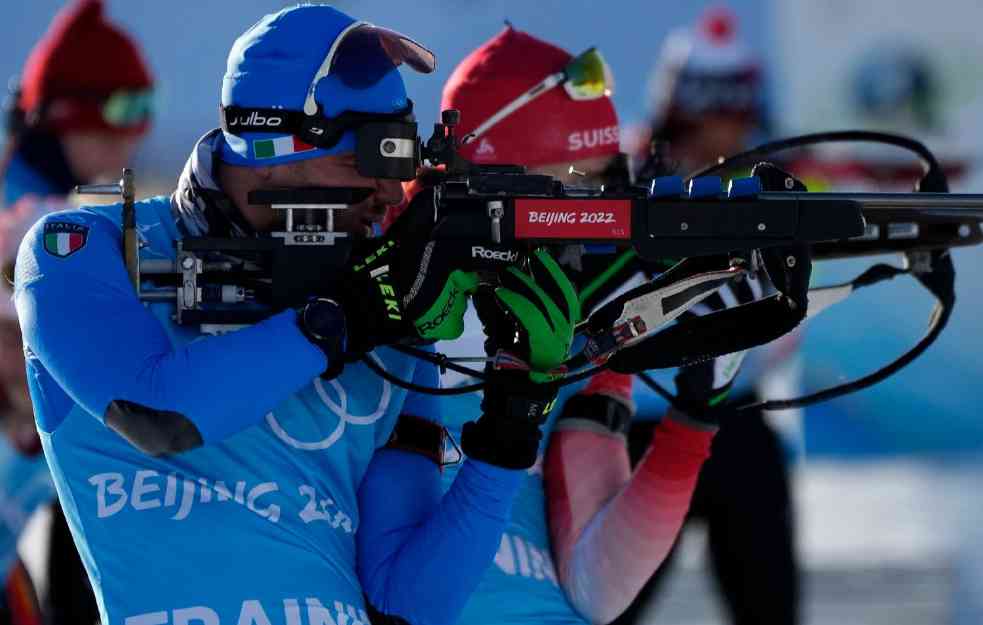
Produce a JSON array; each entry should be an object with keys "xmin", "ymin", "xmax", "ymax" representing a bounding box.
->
[{"xmin": 578, "ymin": 249, "xmax": 637, "ymax": 306}]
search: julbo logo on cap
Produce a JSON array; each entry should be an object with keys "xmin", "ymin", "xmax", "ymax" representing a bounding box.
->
[
  {"xmin": 218, "ymin": 5, "xmax": 436, "ymax": 167},
  {"xmin": 227, "ymin": 111, "xmax": 285, "ymax": 128}
]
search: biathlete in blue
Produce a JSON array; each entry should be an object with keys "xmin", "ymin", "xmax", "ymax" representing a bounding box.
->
[{"xmin": 14, "ymin": 6, "xmax": 579, "ymax": 625}]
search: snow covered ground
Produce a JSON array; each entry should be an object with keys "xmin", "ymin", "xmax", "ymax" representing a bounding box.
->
[{"xmin": 640, "ymin": 460, "xmax": 972, "ymax": 625}]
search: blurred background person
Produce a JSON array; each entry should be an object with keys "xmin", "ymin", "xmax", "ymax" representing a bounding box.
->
[
  {"xmin": 631, "ymin": 6, "xmax": 764, "ymax": 176},
  {"xmin": 618, "ymin": 8, "xmax": 803, "ymax": 625},
  {"xmin": 0, "ymin": 1, "xmax": 153, "ymax": 623}
]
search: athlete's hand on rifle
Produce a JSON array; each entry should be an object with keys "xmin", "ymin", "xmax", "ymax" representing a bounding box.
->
[
  {"xmin": 674, "ymin": 163, "xmax": 811, "ymax": 424},
  {"xmin": 462, "ymin": 249, "xmax": 581, "ymax": 469},
  {"xmin": 672, "ymin": 279, "xmax": 760, "ymax": 424},
  {"xmin": 300, "ymin": 185, "xmax": 527, "ymax": 376}
]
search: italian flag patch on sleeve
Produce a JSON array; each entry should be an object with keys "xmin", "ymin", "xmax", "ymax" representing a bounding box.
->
[
  {"xmin": 253, "ymin": 135, "xmax": 315, "ymax": 159},
  {"xmin": 43, "ymin": 222, "xmax": 89, "ymax": 258}
]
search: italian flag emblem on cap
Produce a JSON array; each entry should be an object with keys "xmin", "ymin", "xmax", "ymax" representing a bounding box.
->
[
  {"xmin": 43, "ymin": 222, "xmax": 89, "ymax": 258},
  {"xmin": 253, "ymin": 135, "xmax": 316, "ymax": 159}
]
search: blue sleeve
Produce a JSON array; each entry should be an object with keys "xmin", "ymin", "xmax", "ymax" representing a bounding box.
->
[
  {"xmin": 401, "ymin": 347, "xmax": 441, "ymax": 420},
  {"xmin": 14, "ymin": 212, "xmax": 327, "ymax": 443},
  {"xmin": 357, "ymin": 451, "xmax": 523, "ymax": 625}
]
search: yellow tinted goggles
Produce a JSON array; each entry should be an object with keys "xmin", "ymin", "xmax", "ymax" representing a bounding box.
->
[{"xmin": 562, "ymin": 47, "xmax": 614, "ymax": 101}]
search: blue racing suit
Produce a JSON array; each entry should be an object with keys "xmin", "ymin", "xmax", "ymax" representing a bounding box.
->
[
  {"xmin": 441, "ymin": 390, "xmax": 588, "ymax": 625},
  {"xmin": 434, "ymin": 307, "xmax": 722, "ymax": 625},
  {"xmin": 15, "ymin": 187, "xmax": 523, "ymax": 625},
  {"xmin": 439, "ymin": 313, "xmax": 589, "ymax": 625}
]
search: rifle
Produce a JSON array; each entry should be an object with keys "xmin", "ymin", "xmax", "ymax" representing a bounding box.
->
[{"xmin": 78, "ymin": 116, "xmax": 983, "ymax": 408}]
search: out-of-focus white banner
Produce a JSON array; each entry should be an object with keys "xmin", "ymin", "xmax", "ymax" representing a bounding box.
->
[{"xmin": 774, "ymin": 0, "xmax": 983, "ymax": 179}]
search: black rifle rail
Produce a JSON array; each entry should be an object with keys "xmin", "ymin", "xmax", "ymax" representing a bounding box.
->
[
  {"xmin": 806, "ymin": 193, "xmax": 983, "ymax": 258},
  {"xmin": 437, "ymin": 192, "xmax": 866, "ymax": 258},
  {"xmin": 436, "ymin": 191, "xmax": 983, "ymax": 259}
]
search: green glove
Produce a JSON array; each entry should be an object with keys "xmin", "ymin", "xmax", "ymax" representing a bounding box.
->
[
  {"xmin": 341, "ymin": 234, "xmax": 481, "ymax": 354},
  {"xmin": 488, "ymin": 248, "xmax": 581, "ymax": 381},
  {"xmin": 462, "ymin": 249, "xmax": 580, "ymax": 469},
  {"xmin": 338, "ymin": 187, "xmax": 524, "ymax": 358}
]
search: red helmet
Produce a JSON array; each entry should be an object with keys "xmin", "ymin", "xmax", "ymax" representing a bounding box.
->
[{"xmin": 442, "ymin": 26, "xmax": 620, "ymax": 168}]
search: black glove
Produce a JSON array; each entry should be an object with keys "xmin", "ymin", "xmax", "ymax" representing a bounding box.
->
[
  {"xmin": 673, "ymin": 267, "xmax": 767, "ymax": 424},
  {"xmin": 461, "ymin": 249, "xmax": 580, "ymax": 469},
  {"xmin": 329, "ymin": 185, "xmax": 525, "ymax": 362},
  {"xmin": 461, "ymin": 369, "xmax": 558, "ymax": 469}
]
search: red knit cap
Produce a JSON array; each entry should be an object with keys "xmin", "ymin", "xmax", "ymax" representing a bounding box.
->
[
  {"xmin": 441, "ymin": 26, "xmax": 619, "ymax": 168},
  {"xmin": 18, "ymin": 0, "xmax": 154, "ymax": 136}
]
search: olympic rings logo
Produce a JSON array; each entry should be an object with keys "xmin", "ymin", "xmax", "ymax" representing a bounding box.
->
[{"xmin": 266, "ymin": 352, "xmax": 392, "ymax": 450}]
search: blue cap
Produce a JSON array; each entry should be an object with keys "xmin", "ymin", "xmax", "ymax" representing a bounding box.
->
[{"xmin": 219, "ymin": 5, "xmax": 435, "ymax": 166}]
